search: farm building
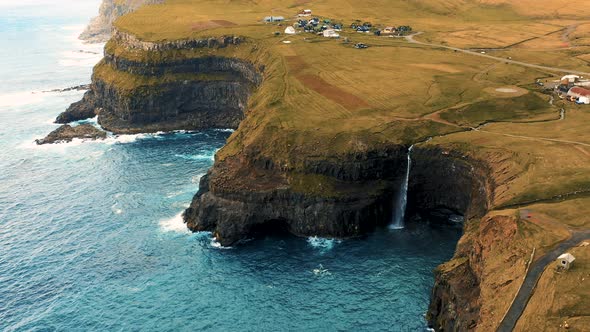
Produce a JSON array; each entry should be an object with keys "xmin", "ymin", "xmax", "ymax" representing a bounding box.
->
[
  {"xmin": 284, "ymin": 26, "xmax": 296, "ymax": 34},
  {"xmin": 567, "ymin": 86, "xmax": 590, "ymax": 101},
  {"xmin": 561, "ymin": 75, "xmax": 581, "ymax": 83},
  {"xmin": 557, "ymin": 253, "xmax": 575, "ymax": 270},
  {"xmin": 381, "ymin": 26, "xmax": 397, "ymax": 34},
  {"xmin": 323, "ymin": 29, "xmax": 339, "ymax": 38},
  {"xmin": 264, "ymin": 16, "xmax": 284, "ymax": 22},
  {"xmin": 578, "ymin": 96, "xmax": 590, "ymax": 105},
  {"xmin": 298, "ymin": 9, "xmax": 312, "ymax": 17}
]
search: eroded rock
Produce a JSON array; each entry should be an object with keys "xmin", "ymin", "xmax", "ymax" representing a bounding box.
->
[{"xmin": 35, "ymin": 124, "xmax": 107, "ymax": 145}]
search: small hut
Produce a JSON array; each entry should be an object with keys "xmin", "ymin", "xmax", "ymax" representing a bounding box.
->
[
  {"xmin": 323, "ymin": 29, "xmax": 339, "ymax": 38},
  {"xmin": 557, "ymin": 253, "xmax": 576, "ymax": 270},
  {"xmin": 561, "ymin": 75, "xmax": 581, "ymax": 84},
  {"xmin": 284, "ymin": 26, "xmax": 296, "ymax": 35},
  {"xmin": 264, "ymin": 16, "xmax": 284, "ymax": 23}
]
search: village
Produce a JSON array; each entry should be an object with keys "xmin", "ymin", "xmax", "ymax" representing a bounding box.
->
[
  {"xmin": 263, "ymin": 8, "xmax": 412, "ymax": 50},
  {"xmin": 554, "ymin": 74, "xmax": 590, "ymax": 105}
]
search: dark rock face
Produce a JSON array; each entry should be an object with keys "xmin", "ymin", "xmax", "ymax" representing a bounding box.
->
[
  {"xmin": 35, "ymin": 124, "xmax": 107, "ymax": 145},
  {"xmin": 184, "ymin": 147, "xmax": 493, "ymax": 247},
  {"xmin": 427, "ymin": 259, "xmax": 481, "ymax": 332},
  {"xmin": 57, "ymin": 55, "xmax": 260, "ymax": 134},
  {"xmin": 56, "ymin": 90, "xmax": 98, "ymax": 124},
  {"xmin": 408, "ymin": 147, "xmax": 492, "ymax": 220},
  {"xmin": 185, "ymin": 173, "xmax": 395, "ymax": 245}
]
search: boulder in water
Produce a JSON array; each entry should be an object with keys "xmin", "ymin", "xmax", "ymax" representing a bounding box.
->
[{"xmin": 35, "ymin": 124, "xmax": 107, "ymax": 145}]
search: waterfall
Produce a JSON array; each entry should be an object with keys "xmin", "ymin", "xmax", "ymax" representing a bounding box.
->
[{"xmin": 390, "ymin": 145, "xmax": 413, "ymax": 230}]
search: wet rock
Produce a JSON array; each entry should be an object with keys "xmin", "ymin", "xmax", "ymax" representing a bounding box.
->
[
  {"xmin": 56, "ymin": 90, "xmax": 97, "ymax": 124},
  {"xmin": 35, "ymin": 124, "xmax": 106, "ymax": 145}
]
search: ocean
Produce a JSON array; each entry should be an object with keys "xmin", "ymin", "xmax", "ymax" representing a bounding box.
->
[{"xmin": 0, "ymin": 1, "xmax": 461, "ymax": 331}]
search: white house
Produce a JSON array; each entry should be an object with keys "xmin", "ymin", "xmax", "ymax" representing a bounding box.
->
[
  {"xmin": 578, "ymin": 96, "xmax": 590, "ymax": 105},
  {"xmin": 284, "ymin": 26, "xmax": 296, "ymax": 35},
  {"xmin": 298, "ymin": 9, "xmax": 312, "ymax": 17},
  {"xmin": 264, "ymin": 16, "xmax": 284, "ymax": 22},
  {"xmin": 567, "ymin": 87, "xmax": 590, "ymax": 101},
  {"xmin": 557, "ymin": 253, "xmax": 576, "ymax": 270},
  {"xmin": 382, "ymin": 26, "xmax": 397, "ymax": 34},
  {"xmin": 323, "ymin": 29, "xmax": 339, "ymax": 38},
  {"xmin": 561, "ymin": 75, "xmax": 581, "ymax": 83}
]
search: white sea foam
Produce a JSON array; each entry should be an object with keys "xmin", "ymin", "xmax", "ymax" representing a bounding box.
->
[
  {"xmin": 19, "ymin": 137, "xmax": 87, "ymax": 152},
  {"xmin": 20, "ymin": 130, "xmax": 181, "ymax": 152},
  {"xmin": 210, "ymin": 237, "xmax": 233, "ymax": 250},
  {"xmin": 307, "ymin": 236, "xmax": 340, "ymax": 252},
  {"xmin": 103, "ymin": 133, "xmax": 151, "ymax": 145},
  {"xmin": 175, "ymin": 153, "xmax": 215, "ymax": 161},
  {"xmin": 312, "ymin": 264, "xmax": 332, "ymax": 276},
  {"xmin": 165, "ymin": 191, "xmax": 184, "ymax": 198},
  {"xmin": 159, "ymin": 212, "xmax": 190, "ymax": 234}
]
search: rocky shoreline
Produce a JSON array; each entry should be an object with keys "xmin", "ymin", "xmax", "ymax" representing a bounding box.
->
[{"xmin": 36, "ymin": 124, "xmax": 106, "ymax": 145}]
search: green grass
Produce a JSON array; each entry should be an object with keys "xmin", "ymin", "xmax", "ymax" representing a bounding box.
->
[
  {"xmin": 440, "ymin": 92, "xmax": 556, "ymax": 126},
  {"xmin": 93, "ymin": 60, "xmax": 239, "ymax": 92}
]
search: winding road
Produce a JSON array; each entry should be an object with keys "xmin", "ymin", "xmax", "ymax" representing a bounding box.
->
[{"xmin": 496, "ymin": 230, "xmax": 590, "ymax": 332}]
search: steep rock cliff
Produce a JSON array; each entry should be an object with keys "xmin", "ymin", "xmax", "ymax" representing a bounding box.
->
[
  {"xmin": 184, "ymin": 147, "xmax": 493, "ymax": 246},
  {"xmin": 57, "ymin": 36, "xmax": 261, "ymax": 134}
]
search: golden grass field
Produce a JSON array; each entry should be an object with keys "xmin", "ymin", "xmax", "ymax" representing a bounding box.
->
[{"xmin": 104, "ymin": 1, "xmax": 590, "ymax": 330}]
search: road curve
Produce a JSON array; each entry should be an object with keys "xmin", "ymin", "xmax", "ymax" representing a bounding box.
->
[
  {"xmin": 496, "ymin": 230, "xmax": 590, "ymax": 332},
  {"xmin": 405, "ymin": 33, "xmax": 590, "ymax": 76}
]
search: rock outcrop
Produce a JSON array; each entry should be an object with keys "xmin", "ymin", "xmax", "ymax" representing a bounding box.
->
[
  {"xmin": 36, "ymin": 124, "xmax": 107, "ymax": 145},
  {"xmin": 79, "ymin": 0, "xmax": 163, "ymax": 43},
  {"xmin": 57, "ymin": 35, "xmax": 260, "ymax": 134},
  {"xmin": 56, "ymin": 90, "xmax": 97, "ymax": 123},
  {"xmin": 184, "ymin": 147, "xmax": 493, "ymax": 246}
]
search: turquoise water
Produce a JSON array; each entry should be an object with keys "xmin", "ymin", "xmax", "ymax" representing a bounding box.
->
[{"xmin": 0, "ymin": 2, "xmax": 461, "ymax": 331}]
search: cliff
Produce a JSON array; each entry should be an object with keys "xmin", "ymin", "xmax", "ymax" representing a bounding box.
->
[
  {"xmin": 58, "ymin": 32, "xmax": 261, "ymax": 134},
  {"xmin": 185, "ymin": 147, "xmax": 493, "ymax": 246},
  {"xmin": 79, "ymin": 0, "xmax": 163, "ymax": 43}
]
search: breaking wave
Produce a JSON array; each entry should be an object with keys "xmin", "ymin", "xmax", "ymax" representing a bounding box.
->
[
  {"xmin": 307, "ymin": 236, "xmax": 341, "ymax": 252},
  {"xmin": 159, "ymin": 212, "xmax": 190, "ymax": 234}
]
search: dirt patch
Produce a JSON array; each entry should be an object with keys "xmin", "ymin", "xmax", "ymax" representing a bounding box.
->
[
  {"xmin": 410, "ymin": 63, "xmax": 461, "ymax": 73},
  {"xmin": 298, "ymin": 74, "xmax": 369, "ymax": 110},
  {"xmin": 285, "ymin": 56, "xmax": 368, "ymax": 109},
  {"xmin": 285, "ymin": 55, "xmax": 307, "ymax": 72},
  {"xmin": 191, "ymin": 20, "xmax": 236, "ymax": 31},
  {"xmin": 485, "ymin": 86, "xmax": 529, "ymax": 98}
]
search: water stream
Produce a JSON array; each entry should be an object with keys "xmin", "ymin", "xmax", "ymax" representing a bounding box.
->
[{"xmin": 390, "ymin": 145, "xmax": 414, "ymax": 230}]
